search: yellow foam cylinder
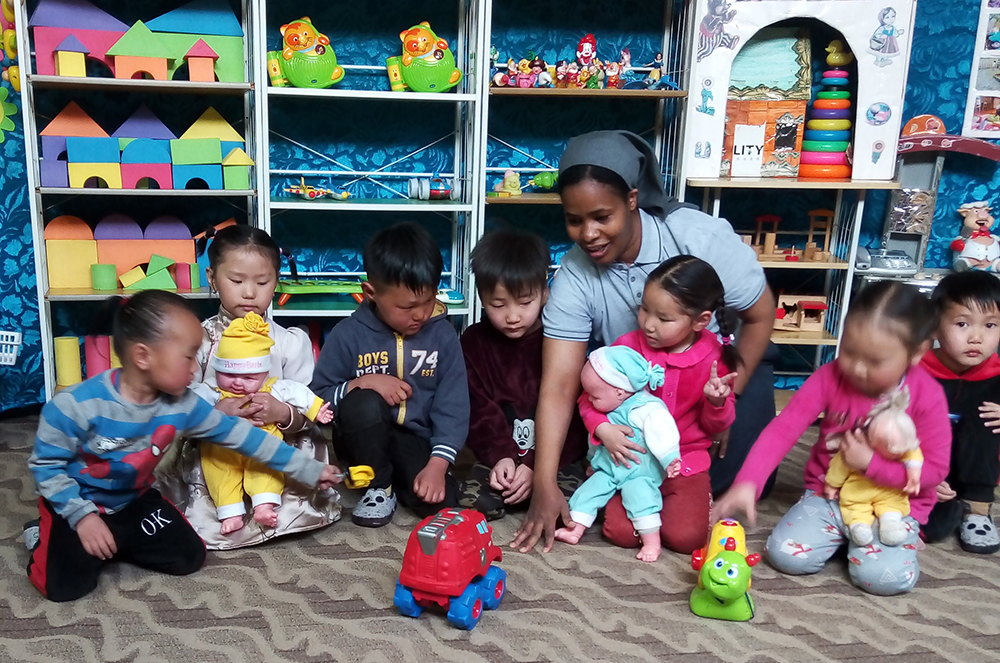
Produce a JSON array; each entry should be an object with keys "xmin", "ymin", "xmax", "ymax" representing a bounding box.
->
[
  {"xmin": 54, "ymin": 336, "xmax": 83, "ymax": 387},
  {"xmin": 807, "ymin": 119, "xmax": 852, "ymax": 131},
  {"xmin": 109, "ymin": 336, "xmax": 122, "ymax": 369}
]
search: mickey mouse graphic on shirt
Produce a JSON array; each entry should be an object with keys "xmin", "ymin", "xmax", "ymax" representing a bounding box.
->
[{"xmin": 502, "ymin": 403, "xmax": 536, "ymax": 458}]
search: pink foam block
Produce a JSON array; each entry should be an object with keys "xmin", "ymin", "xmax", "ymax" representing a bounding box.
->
[
  {"xmin": 84, "ymin": 335, "xmax": 111, "ymax": 378},
  {"xmin": 173, "ymin": 262, "xmax": 192, "ymax": 289},
  {"xmin": 33, "ymin": 26, "xmax": 123, "ymax": 76},
  {"xmin": 121, "ymin": 162, "xmax": 173, "ymax": 190}
]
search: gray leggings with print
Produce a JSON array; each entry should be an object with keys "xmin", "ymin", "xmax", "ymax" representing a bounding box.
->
[{"xmin": 765, "ymin": 492, "xmax": 920, "ymax": 596}]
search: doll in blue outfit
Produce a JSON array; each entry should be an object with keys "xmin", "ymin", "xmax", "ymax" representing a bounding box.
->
[{"xmin": 555, "ymin": 345, "xmax": 681, "ymax": 562}]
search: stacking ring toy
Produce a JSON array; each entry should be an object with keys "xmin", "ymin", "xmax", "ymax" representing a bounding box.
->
[
  {"xmin": 807, "ymin": 119, "xmax": 852, "ymax": 131},
  {"xmin": 818, "ymin": 90, "xmax": 851, "ymax": 99},
  {"xmin": 804, "ymin": 129, "xmax": 851, "ymax": 141},
  {"xmin": 798, "ymin": 164, "xmax": 851, "ymax": 178},
  {"xmin": 823, "ymin": 69, "xmax": 849, "ymax": 78},
  {"xmin": 819, "ymin": 78, "xmax": 850, "ymax": 86},
  {"xmin": 812, "ymin": 108, "xmax": 851, "ymax": 119},
  {"xmin": 801, "ymin": 140, "xmax": 850, "ymax": 152},
  {"xmin": 800, "ymin": 151, "xmax": 849, "ymax": 165},
  {"xmin": 814, "ymin": 99, "xmax": 851, "ymax": 110}
]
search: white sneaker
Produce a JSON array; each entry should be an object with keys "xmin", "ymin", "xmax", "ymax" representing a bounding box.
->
[
  {"xmin": 22, "ymin": 519, "xmax": 40, "ymax": 551},
  {"xmin": 849, "ymin": 522, "xmax": 873, "ymax": 546},
  {"xmin": 352, "ymin": 487, "xmax": 396, "ymax": 528}
]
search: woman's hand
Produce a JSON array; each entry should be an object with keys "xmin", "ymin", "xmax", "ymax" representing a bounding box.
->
[
  {"xmin": 215, "ymin": 395, "xmax": 263, "ymax": 420},
  {"xmin": 511, "ymin": 482, "xmax": 573, "ymax": 553},
  {"xmin": 595, "ymin": 422, "xmax": 644, "ymax": 468},
  {"xmin": 248, "ymin": 392, "xmax": 290, "ymax": 428}
]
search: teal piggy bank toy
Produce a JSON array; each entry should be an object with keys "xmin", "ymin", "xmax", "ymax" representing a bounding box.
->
[
  {"xmin": 268, "ymin": 17, "xmax": 345, "ymax": 89},
  {"xmin": 395, "ymin": 21, "xmax": 462, "ymax": 93}
]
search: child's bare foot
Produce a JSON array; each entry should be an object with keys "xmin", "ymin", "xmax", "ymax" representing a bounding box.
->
[
  {"xmin": 554, "ymin": 522, "xmax": 586, "ymax": 544},
  {"xmin": 636, "ymin": 531, "xmax": 661, "ymax": 562},
  {"xmin": 220, "ymin": 516, "xmax": 244, "ymax": 534},
  {"xmin": 253, "ymin": 504, "xmax": 279, "ymax": 528}
]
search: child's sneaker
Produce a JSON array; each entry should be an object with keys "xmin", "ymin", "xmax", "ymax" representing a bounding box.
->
[
  {"xmin": 22, "ymin": 519, "xmax": 40, "ymax": 552},
  {"xmin": 960, "ymin": 513, "xmax": 1000, "ymax": 554},
  {"xmin": 352, "ymin": 487, "xmax": 396, "ymax": 527}
]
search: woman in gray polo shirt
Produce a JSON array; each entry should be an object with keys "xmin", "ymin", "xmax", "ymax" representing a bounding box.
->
[{"xmin": 511, "ymin": 131, "xmax": 777, "ymax": 553}]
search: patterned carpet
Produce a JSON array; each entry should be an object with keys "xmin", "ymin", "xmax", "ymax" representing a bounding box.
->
[{"xmin": 1, "ymin": 415, "xmax": 999, "ymax": 663}]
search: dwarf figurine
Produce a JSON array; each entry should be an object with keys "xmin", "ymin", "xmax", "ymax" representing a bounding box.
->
[{"xmin": 951, "ymin": 201, "xmax": 1000, "ymax": 272}]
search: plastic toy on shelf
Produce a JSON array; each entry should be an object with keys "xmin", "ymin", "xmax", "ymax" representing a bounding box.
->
[
  {"xmin": 690, "ymin": 519, "xmax": 760, "ymax": 621},
  {"xmin": 267, "ymin": 17, "xmax": 344, "ymax": 89},
  {"xmin": 394, "ymin": 507, "xmax": 505, "ymax": 630},
  {"xmin": 799, "ymin": 41, "xmax": 854, "ymax": 179},
  {"xmin": 489, "ymin": 169, "xmax": 521, "ymax": 197},
  {"xmin": 282, "ymin": 177, "xmax": 350, "ymax": 201},
  {"xmin": 528, "ymin": 171, "xmax": 558, "ymax": 190},
  {"xmin": 388, "ymin": 22, "xmax": 462, "ymax": 93},
  {"xmin": 436, "ymin": 288, "xmax": 464, "ymax": 305},
  {"xmin": 951, "ymin": 201, "xmax": 1000, "ymax": 273},
  {"xmin": 774, "ymin": 295, "xmax": 829, "ymax": 333},
  {"xmin": 274, "ymin": 279, "xmax": 364, "ymax": 306},
  {"xmin": 407, "ymin": 174, "xmax": 459, "ymax": 201}
]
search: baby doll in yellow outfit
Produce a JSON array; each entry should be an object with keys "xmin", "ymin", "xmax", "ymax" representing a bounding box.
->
[
  {"xmin": 194, "ymin": 313, "xmax": 333, "ymax": 534},
  {"xmin": 824, "ymin": 388, "xmax": 923, "ymax": 547}
]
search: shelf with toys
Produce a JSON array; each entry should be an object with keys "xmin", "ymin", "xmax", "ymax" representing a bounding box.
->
[
  {"xmin": 489, "ymin": 87, "xmax": 686, "ymax": 99},
  {"xmin": 254, "ymin": 4, "xmax": 484, "ymax": 326},
  {"xmin": 677, "ymin": 1, "xmax": 917, "ymax": 374},
  {"xmin": 16, "ymin": 0, "xmax": 260, "ymax": 397}
]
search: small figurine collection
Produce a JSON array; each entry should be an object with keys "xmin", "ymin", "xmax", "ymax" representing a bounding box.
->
[
  {"xmin": 489, "ymin": 35, "xmax": 678, "ymax": 91},
  {"xmin": 487, "ymin": 169, "xmax": 558, "ymax": 198}
]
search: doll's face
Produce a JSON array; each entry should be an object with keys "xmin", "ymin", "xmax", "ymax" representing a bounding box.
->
[
  {"xmin": 216, "ymin": 371, "xmax": 268, "ymax": 396},
  {"xmin": 580, "ymin": 362, "xmax": 629, "ymax": 413},
  {"xmin": 867, "ymin": 411, "xmax": 916, "ymax": 459}
]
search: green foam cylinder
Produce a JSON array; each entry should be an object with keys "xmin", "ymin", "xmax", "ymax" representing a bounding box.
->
[
  {"xmin": 91, "ymin": 264, "xmax": 118, "ymax": 290},
  {"xmin": 801, "ymin": 140, "xmax": 851, "ymax": 152}
]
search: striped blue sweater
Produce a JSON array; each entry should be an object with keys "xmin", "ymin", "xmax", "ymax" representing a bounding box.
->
[{"xmin": 29, "ymin": 370, "xmax": 325, "ymax": 529}]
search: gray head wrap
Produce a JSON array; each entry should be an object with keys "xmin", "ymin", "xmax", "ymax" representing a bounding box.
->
[{"xmin": 558, "ymin": 130, "xmax": 687, "ymax": 218}]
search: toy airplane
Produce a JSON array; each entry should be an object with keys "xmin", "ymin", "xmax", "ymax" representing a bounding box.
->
[{"xmin": 283, "ymin": 177, "xmax": 351, "ymax": 201}]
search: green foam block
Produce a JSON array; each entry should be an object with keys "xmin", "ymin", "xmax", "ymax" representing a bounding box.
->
[
  {"xmin": 91, "ymin": 264, "xmax": 118, "ymax": 290},
  {"xmin": 126, "ymin": 269, "xmax": 177, "ymax": 291},
  {"xmin": 147, "ymin": 254, "xmax": 175, "ymax": 274}
]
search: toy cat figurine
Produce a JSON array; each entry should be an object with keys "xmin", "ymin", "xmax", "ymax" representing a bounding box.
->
[
  {"xmin": 397, "ymin": 22, "xmax": 463, "ymax": 93},
  {"xmin": 268, "ymin": 17, "xmax": 344, "ymax": 89}
]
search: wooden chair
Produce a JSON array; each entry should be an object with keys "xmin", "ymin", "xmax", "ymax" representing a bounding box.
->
[
  {"xmin": 754, "ymin": 214, "xmax": 781, "ymax": 245},
  {"xmin": 807, "ymin": 209, "xmax": 834, "ymax": 253}
]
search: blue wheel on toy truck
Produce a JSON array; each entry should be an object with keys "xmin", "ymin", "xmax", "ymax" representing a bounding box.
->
[
  {"xmin": 480, "ymin": 566, "xmax": 506, "ymax": 610},
  {"xmin": 447, "ymin": 582, "xmax": 484, "ymax": 630},
  {"xmin": 393, "ymin": 581, "xmax": 423, "ymax": 618}
]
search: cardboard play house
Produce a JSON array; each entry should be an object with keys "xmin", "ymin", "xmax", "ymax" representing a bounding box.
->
[
  {"xmin": 39, "ymin": 103, "xmax": 251, "ymax": 191},
  {"xmin": 680, "ymin": 0, "xmax": 917, "ymax": 183},
  {"xmin": 30, "ymin": 0, "xmax": 245, "ymax": 83}
]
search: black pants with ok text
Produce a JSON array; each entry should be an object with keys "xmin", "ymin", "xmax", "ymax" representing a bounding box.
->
[{"xmin": 27, "ymin": 489, "xmax": 206, "ymax": 602}]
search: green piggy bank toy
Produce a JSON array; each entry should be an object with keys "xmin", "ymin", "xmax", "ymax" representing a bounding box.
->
[
  {"xmin": 394, "ymin": 21, "xmax": 462, "ymax": 93},
  {"xmin": 268, "ymin": 17, "xmax": 345, "ymax": 89}
]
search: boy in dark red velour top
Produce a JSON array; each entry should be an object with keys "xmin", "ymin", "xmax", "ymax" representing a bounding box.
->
[
  {"xmin": 458, "ymin": 230, "xmax": 588, "ymax": 520},
  {"xmin": 922, "ymin": 271, "xmax": 1000, "ymax": 554}
]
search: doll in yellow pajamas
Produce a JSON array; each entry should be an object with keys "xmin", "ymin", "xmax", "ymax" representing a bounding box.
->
[
  {"xmin": 824, "ymin": 388, "xmax": 922, "ymax": 547},
  {"xmin": 194, "ymin": 313, "xmax": 333, "ymax": 534}
]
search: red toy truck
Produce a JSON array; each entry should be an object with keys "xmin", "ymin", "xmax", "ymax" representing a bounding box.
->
[{"xmin": 393, "ymin": 507, "xmax": 506, "ymax": 630}]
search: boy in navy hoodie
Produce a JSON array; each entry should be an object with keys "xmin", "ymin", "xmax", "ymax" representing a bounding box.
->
[{"xmin": 312, "ymin": 222, "xmax": 468, "ymax": 527}]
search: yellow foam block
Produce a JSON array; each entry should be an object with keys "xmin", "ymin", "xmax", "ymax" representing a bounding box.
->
[
  {"xmin": 45, "ymin": 239, "xmax": 98, "ymax": 289},
  {"xmin": 68, "ymin": 163, "xmax": 123, "ymax": 189},
  {"xmin": 54, "ymin": 336, "xmax": 82, "ymax": 386},
  {"xmin": 119, "ymin": 265, "xmax": 146, "ymax": 288}
]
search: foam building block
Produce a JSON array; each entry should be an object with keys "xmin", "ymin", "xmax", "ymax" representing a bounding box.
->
[
  {"xmin": 189, "ymin": 263, "xmax": 201, "ymax": 289},
  {"xmin": 127, "ymin": 268, "xmax": 177, "ymax": 291},
  {"xmin": 84, "ymin": 335, "xmax": 112, "ymax": 378},
  {"xmin": 173, "ymin": 164, "xmax": 223, "ymax": 189},
  {"xmin": 170, "ymin": 137, "xmax": 222, "ymax": 165},
  {"xmin": 122, "ymin": 163, "xmax": 172, "ymax": 189},
  {"xmin": 222, "ymin": 147, "xmax": 253, "ymax": 190},
  {"xmin": 68, "ymin": 162, "xmax": 122, "ymax": 188},
  {"xmin": 147, "ymin": 254, "xmax": 175, "ymax": 274},
  {"xmin": 119, "ymin": 265, "xmax": 145, "ymax": 288},
  {"xmin": 94, "ymin": 214, "xmax": 195, "ymax": 276},
  {"xmin": 193, "ymin": 217, "xmax": 236, "ymax": 284},
  {"xmin": 40, "ymin": 101, "xmax": 108, "ymax": 187},
  {"xmin": 116, "ymin": 107, "xmax": 176, "ymax": 189},
  {"xmin": 113, "ymin": 106, "xmax": 177, "ymax": 140},
  {"xmin": 29, "ymin": 0, "xmax": 128, "ymax": 77},
  {"xmin": 173, "ymin": 262, "xmax": 192, "ymax": 289},
  {"xmin": 107, "ymin": 21, "xmax": 174, "ymax": 81},
  {"xmin": 180, "ymin": 107, "xmax": 243, "ymax": 142},
  {"xmin": 90, "ymin": 263, "xmax": 118, "ymax": 290},
  {"xmin": 146, "ymin": 0, "xmax": 244, "ymax": 83},
  {"xmin": 43, "ymin": 215, "xmax": 98, "ymax": 289},
  {"xmin": 66, "ymin": 136, "xmax": 120, "ymax": 163},
  {"xmin": 54, "ymin": 35, "xmax": 88, "ymax": 77},
  {"xmin": 185, "ymin": 39, "xmax": 218, "ymax": 82},
  {"xmin": 54, "ymin": 336, "xmax": 82, "ymax": 387}
]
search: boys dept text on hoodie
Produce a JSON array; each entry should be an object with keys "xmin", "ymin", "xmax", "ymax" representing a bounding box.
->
[{"xmin": 311, "ymin": 301, "xmax": 470, "ymax": 464}]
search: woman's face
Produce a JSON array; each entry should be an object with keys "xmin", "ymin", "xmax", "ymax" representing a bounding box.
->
[{"xmin": 560, "ymin": 179, "xmax": 641, "ymax": 265}]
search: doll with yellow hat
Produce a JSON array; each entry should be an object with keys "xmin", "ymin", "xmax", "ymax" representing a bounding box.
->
[{"xmin": 194, "ymin": 312, "xmax": 333, "ymax": 534}]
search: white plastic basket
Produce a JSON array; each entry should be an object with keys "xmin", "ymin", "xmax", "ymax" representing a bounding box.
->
[{"xmin": 0, "ymin": 331, "xmax": 22, "ymax": 366}]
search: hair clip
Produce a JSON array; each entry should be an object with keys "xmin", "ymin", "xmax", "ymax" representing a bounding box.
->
[{"xmin": 721, "ymin": 334, "xmax": 735, "ymax": 346}]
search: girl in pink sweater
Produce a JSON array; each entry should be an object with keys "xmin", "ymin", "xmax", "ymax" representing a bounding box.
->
[
  {"xmin": 578, "ymin": 255, "xmax": 738, "ymax": 553},
  {"xmin": 714, "ymin": 281, "xmax": 951, "ymax": 595}
]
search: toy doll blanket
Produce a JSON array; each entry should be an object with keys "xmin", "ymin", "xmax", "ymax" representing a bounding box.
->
[{"xmin": 155, "ymin": 426, "xmax": 341, "ymax": 550}]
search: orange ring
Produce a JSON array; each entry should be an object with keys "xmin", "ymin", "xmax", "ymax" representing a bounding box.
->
[
  {"xmin": 813, "ymin": 99, "xmax": 851, "ymax": 110},
  {"xmin": 798, "ymin": 164, "xmax": 852, "ymax": 178}
]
